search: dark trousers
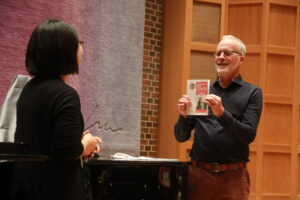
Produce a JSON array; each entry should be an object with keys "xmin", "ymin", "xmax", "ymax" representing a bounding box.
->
[{"xmin": 186, "ymin": 165, "xmax": 250, "ymax": 200}]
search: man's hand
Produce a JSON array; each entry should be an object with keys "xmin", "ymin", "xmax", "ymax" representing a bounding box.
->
[
  {"xmin": 178, "ymin": 95, "xmax": 191, "ymax": 118},
  {"xmin": 204, "ymin": 94, "xmax": 224, "ymax": 117}
]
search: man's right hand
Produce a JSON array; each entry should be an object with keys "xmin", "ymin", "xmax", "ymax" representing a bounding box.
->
[{"xmin": 178, "ymin": 95, "xmax": 191, "ymax": 118}]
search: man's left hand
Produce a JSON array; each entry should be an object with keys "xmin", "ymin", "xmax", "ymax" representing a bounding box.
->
[{"xmin": 204, "ymin": 94, "xmax": 224, "ymax": 117}]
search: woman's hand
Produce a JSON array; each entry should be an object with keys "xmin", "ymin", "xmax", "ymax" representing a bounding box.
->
[{"xmin": 81, "ymin": 130, "xmax": 103, "ymax": 159}]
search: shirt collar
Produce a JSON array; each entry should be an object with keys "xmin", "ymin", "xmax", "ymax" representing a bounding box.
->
[{"xmin": 212, "ymin": 75, "xmax": 244, "ymax": 89}]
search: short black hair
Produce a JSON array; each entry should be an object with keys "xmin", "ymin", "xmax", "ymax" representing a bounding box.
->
[{"xmin": 25, "ymin": 19, "xmax": 80, "ymax": 76}]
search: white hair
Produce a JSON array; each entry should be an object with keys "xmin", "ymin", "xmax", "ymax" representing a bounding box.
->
[{"xmin": 221, "ymin": 35, "xmax": 246, "ymax": 56}]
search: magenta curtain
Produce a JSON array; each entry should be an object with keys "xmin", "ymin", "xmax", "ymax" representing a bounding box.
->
[{"xmin": 0, "ymin": 0, "xmax": 145, "ymax": 156}]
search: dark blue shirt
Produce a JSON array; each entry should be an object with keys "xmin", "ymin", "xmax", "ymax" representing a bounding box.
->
[{"xmin": 174, "ymin": 76, "xmax": 263, "ymax": 163}]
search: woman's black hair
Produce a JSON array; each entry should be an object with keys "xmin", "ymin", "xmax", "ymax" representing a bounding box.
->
[{"xmin": 25, "ymin": 19, "xmax": 80, "ymax": 76}]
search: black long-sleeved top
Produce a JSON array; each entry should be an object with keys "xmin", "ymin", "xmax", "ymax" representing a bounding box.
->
[
  {"xmin": 174, "ymin": 76, "xmax": 263, "ymax": 163},
  {"xmin": 12, "ymin": 76, "xmax": 85, "ymax": 200}
]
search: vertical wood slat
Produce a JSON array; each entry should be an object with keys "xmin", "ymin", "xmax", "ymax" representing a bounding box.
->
[
  {"xmin": 183, "ymin": 0, "xmax": 193, "ymax": 88},
  {"xmin": 158, "ymin": 0, "xmax": 191, "ymax": 159},
  {"xmin": 256, "ymin": 1, "xmax": 269, "ymax": 198},
  {"xmin": 220, "ymin": 0, "xmax": 227, "ymax": 36},
  {"xmin": 291, "ymin": 1, "xmax": 300, "ymax": 199},
  {"xmin": 178, "ymin": 0, "xmax": 194, "ymax": 161}
]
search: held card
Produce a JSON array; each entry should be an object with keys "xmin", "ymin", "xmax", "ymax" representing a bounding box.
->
[{"xmin": 187, "ymin": 79, "xmax": 210, "ymax": 116}]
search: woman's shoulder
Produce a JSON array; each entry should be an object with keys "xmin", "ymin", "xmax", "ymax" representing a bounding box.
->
[
  {"xmin": 32, "ymin": 76, "xmax": 76, "ymax": 91},
  {"xmin": 26, "ymin": 76, "xmax": 79, "ymax": 101}
]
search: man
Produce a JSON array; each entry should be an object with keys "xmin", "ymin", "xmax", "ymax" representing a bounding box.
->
[{"xmin": 174, "ymin": 35, "xmax": 263, "ymax": 200}]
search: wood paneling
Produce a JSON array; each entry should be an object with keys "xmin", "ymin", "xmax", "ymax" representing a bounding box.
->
[
  {"xmin": 192, "ymin": 1, "xmax": 221, "ymax": 43},
  {"xmin": 262, "ymin": 195, "xmax": 290, "ymax": 200},
  {"xmin": 189, "ymin": 51, "xmax": 216, "ymax": 80},
  {"xmin": 158, "ymin": 0, "xmax": 191, "ymax": 159},
  {"xmin": 268, "ymin": 4, "xmax": 297, "ymax": 47},
  {"xmin": 265, "ymin": 54, "xmax": 294, "ymax": 96},
  {"xmin": 264, "ymin": 104, "xmax": 292, "ymax": 145},
  {"xmin": 228, "ymin": 3, "xmax": 263, "ymax": 44},
  {"xmin": 297, "ymin": 155, "xmax": 300, "ymax": 194},
  {"xmin": 298, "ymin": 107, "xmax": 300, "ymax": 145},
  {"xmin": 263, "ymin": 153, "xmax": 291, "ymax": 193},
  {"xmin": 249, "ymin": 152, "xmax": 257, "ymax": 193},
  {"xmin": 159, "ymin": 0, "xmax": 300, "ymax": 199},
  {"xmin": 240, "ymin": 53, "xmax": 260, "ymax": 85}
]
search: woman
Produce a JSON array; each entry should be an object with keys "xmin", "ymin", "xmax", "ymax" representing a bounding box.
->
[{"xmin": 11, "ymin": 19, "xmax": 102, "ymax": 200}]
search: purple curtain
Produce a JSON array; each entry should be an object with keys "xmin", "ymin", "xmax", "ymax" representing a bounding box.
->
[{"xmin": 0, "ymin": 0, "xmax": 145, "ymax": 156}]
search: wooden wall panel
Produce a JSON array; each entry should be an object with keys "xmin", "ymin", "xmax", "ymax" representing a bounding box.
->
[
  {"xmin": 264, "ymin": 104, "xmax": 292, "ymax": 145},
  {"xmin": 262, "ymin": 196, "xmax": 290, "ymax": 200},
  {"xmin": 249, "ymin": 152, "xmax": 257, "ymax": 193},
  {"xmin": 240, "ymin": 53, "xmax": 260, "ymax": 86},
  {"xmin": 263, "ymin": 153, "xmax": 291, "ymax": 194},
  {"xmin": 268, "ymin": 4, "xmax": 297, "ymax": 47},
  {"xmin": 297, "ymin": 155, "xmax": 300, "ymax": 194},
  {"xmin": 298, "ymin": 106, "xmax": 300, "ymax": 145},
  {"xmin": 265, "ymin": 54, "xmax": 294, "ymax": 96},
  {"xmin": 158, "ymin": 0, "xmax": 191, "ymax": 159},
  {"xmin": 228, "ymin": 3, "xmax": 263, "ymax": 44},
  {"xmin": 189, "ymin": 51, "xmax": 216, "ymax": 80},
  {"xmin": 192, "ymin": 2, "xmax": 221, "ymax": 43}
]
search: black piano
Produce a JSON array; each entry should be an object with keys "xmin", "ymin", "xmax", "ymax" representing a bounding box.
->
[{"xmin": 0, "ymin": 142, "xmax": 188, "ymax": 200}]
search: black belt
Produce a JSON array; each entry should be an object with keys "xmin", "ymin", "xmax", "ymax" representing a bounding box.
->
[{"xmin": 191, "ymin": 160, "xmax": 247, "ymax": 173}]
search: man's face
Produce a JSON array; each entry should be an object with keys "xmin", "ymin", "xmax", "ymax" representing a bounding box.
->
[{"xmin": 214, "ymin": 39, "xmax": 244, "ymax": 79}]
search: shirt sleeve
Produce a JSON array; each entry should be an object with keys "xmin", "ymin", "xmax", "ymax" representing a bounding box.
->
[
  {"xmin": 218, "ymin": 87, "xmax": 263, "ymax": 144},
  {"xmin": 174, "ymin": 115, "xmax": 196, "ymax": 142},
  {"xmin": 52, "ymin": 90, "xmax": 84, "ymax": 160}
]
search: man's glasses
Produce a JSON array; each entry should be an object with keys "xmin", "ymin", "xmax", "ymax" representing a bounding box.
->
[{"xmin": 215, "ymin": 50, "xmax": 242, "ymax": 57}]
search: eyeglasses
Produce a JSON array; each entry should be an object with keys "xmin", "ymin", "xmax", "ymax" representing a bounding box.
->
[
  {"xmin": 79, "ymin": 41, "xmax": 84, "ymax": 46},
  {"xmin": 215, "ymin": 50, "xmax": 242, "ymax": 57}
]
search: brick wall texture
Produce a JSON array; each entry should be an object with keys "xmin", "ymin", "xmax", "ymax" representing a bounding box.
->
[{"xmin": 140, "ymin": 0, "xmax": 164, "ymax": 157}]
